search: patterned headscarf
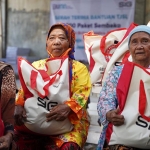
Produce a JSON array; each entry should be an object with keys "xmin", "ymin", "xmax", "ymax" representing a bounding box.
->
[{"xmin": 46, "ymin": 22, "xmax": 76, "ymax": 59}]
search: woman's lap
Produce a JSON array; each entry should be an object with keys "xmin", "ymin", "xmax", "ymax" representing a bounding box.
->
[{"xmin": 14, "ymin": 130, "xmax": 81, "ymax": 150}]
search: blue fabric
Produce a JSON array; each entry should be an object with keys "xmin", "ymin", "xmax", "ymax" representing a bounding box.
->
[{"xmin": 97, "ymin": 65, "xmax": 123, "ymax": 150}]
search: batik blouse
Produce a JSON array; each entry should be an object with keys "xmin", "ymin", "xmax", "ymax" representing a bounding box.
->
[
  {"xmin": 97, "ymin": 65, "xmax": 123, "ymax": 150},
  {"xmin": 1, "ymin": 66, "xmax": 16, "ymax": 135},
  {"xmin": 15, "ymin": 59, "xmax": 91, "ymax": 148}
]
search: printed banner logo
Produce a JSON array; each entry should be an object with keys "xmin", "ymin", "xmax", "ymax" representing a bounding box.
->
[
  {"xmin": 119, "ymin": 0, "xmax": 132, "ymax": 7},
  {"xmin": 53, "ymin": 4, "xmax": 72, "ymax": 9}
]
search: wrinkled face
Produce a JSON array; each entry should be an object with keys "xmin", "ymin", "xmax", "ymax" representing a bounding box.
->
[
  {"xmin": 47, "ymin": 26, "xmax": 69, "ymax": 57},
  {"xmin": 129, "ymin": 32, "xmax": 150, "ymax": 64}
]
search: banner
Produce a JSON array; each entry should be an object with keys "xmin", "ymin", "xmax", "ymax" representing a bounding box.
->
[{"xmin": 50, "ymin": 0, "xmax": 135, "ymax": 61}]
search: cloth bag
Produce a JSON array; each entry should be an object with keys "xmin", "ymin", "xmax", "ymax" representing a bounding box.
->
[
  {"xmin": 102, "ymin": 23, "xmax": 137, "ymax": 85},
  {"xmin": 18, "ymin": 56, "xmax": 73, "ymax": 135},
  {"xmin": 83, "ymin": 23, "xmax": 137, "ymax": 85},
  {"xmin": 109, "ymin": 61, "xmax": 150, "ymax": 149},
  {"xmin": 84, "ymin": 29, "xmax": 126, "ymax": 84}
]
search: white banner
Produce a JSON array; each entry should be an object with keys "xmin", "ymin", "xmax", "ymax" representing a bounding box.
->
[{"xmin": 50, "ymin": 0, "xmax": 135, "ymax": 61}]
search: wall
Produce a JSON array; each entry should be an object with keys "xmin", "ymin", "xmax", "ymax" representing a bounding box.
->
[
  {"xmin": 134, "ymin": 0, "xmax": 146, "ymax": 25},
  {"xmin": 6, "ymin": 0, "xmax": 146, "ymax": 59},
  {"xmin": 7, "ymin": 0, "xmax": 50, "ymax": 59}
]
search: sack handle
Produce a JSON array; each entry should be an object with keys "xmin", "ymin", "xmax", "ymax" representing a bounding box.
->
[
  {"xmin": 139, "ymin": 80, "xmax": 150, "ymax": 122},
  {"xmin": 100, "ymin": 23, "xmax": 138, "ymax": 62},
  {"xmin": 30, "ymin": 70, "xmax": 62, "ymax": 98},
  {"xmin": 100, "ymin": 28, "xmax": 126, "ymax": 62}
]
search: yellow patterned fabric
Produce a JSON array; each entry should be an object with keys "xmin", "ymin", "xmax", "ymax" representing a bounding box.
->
[{"xmin": 15, "ymin": 58, "xmax": 91, "ymax": 148}]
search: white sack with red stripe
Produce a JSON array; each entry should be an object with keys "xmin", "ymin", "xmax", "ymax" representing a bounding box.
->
[
  {"xmin": 18, "ymin": 56, "xmax": 73, "ymax": 135},
  {"xmin": 109, "ymin": 61, "xmax": 150, "ymax": 149}
]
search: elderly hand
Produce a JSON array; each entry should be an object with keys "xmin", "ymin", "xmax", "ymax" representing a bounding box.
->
[
  {"xmin": 106, "ymin": 107, "xmax": 124, "ymax": 126},
  {"xmin": 46, "ymin": 104, "xmax": 71, "ymax": 121},
  {"xmin": 0, "ymin": 132, "xmax": 13, "ymax": 150},
  {"xmin": 14, "ymin": 105, "xmax": 26, "ymax": 126}
]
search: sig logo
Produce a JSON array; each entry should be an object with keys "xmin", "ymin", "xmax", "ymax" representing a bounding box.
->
[
  {"xmin": 37, "ymin": 96, "xmax": 58, "ymax": 111},
  {"xmin": 119, "ymin": 1, "xmax": 132, "ymax": 7},
  {"xmin": 52, "ymin": 4, "xmax": 72, "ymax": 9},
  {"xmin": 136, "ymin": 115, "xmax": 150, "ymax": 130}
]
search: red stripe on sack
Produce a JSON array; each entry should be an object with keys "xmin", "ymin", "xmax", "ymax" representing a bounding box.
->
[
  {"xmin": 116, "ymin": 61, "xmax": 134, "ymax": 112},
  {"xmin": 37, "ymin": 70, "xmax": 63, "ymax": 98},
  {"xmin": 38, "ymin": 70, "xmax": 50, "ymax": 82},
  {"xmin": 48, "ymin": 70, "xmax": 62, "ymax": 89},
  {"xmin": 30, "ymin": 70, "xmax": 38, "ymax": 89},
  {"xmin": 17, "ymin": 57, "xmax": 33, "ymax": 99},
  {"xmin": 139, "ymin": 80, "xmax": 150, "ymax": 122},
  {"xmin": 100, "ymin": 28, "xmax": 126, "ymax": 61},
  {"xmin": 89, "ymin": 45, "xmax": 95, "ymax": 73},
  {"xmin": 106, "ymin": 123, "xmax": 113, "ymax": 143},
  {"xmin": 121, "ymin": 51, "xmax": 130, "ymax": 64}
]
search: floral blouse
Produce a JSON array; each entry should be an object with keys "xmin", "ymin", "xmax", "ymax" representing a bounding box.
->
[
  {"xmin": 15, "ymin": 59, "xmax": 91, "ymax": 148},
  {"xmin": 97, "ymin": 65, "xmax": 123, "ymax": 150}
]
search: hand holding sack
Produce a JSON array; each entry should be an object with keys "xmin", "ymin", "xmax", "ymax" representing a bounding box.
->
[
  {"xmin": 109, "ymin": 61, "xmax": 150, "ymax": 149},
  {"xmin": 17, "ymin": 56, "xmax": 73, "ymax": 135}
]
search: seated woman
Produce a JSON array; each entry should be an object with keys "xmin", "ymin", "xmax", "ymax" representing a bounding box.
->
[
  {"xmin": 14, "ymin": 23, "xmax": 91, "ymax": 150},
  {"xmin": 0, "ymin": 63, "xmax": 16, "ymax": 150},
  {"xmin": 97, "ymin": 25, "xmax": 150, "ymax": 150}
]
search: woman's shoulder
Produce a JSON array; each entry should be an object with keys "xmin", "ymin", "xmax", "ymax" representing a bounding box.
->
[
  {"xmin": 32, "ymin": 59, "xmax": 47, "ymax": 69},
  {"xmin": 72, "ymin": 60, "xmax": 88, "ymax": 68}
]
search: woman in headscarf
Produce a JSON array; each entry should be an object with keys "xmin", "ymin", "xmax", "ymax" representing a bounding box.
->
[
  {"xmin": 14, "ymin": 23, "xmax": 91, "ymax": 150},
  {"xmin": 0, "ymin": 63, "xmax": 16, "ymax": 150}
]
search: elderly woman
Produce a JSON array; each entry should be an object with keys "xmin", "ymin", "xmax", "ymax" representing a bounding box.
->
[
  {"xmin": 14, "ymin": 23, "xmax": 91, "ymax": 150},
  {"xmin": 97, "ymin": 25, "xmax": 150, "ymax": 150}
]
